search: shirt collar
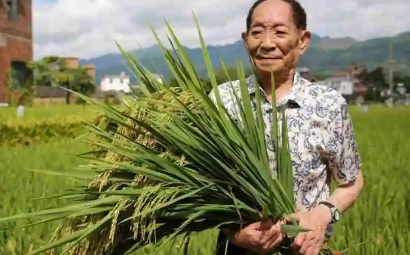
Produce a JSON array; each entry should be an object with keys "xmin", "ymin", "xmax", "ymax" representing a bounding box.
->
[{"xmin": 246, "ymin": 71, "xmax": 308, "ymax": 108}]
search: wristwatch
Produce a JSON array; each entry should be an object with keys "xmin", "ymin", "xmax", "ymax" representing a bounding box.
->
[{"xmin": 318, "ymin": 201, "xmax": 340, "ymax": 224}]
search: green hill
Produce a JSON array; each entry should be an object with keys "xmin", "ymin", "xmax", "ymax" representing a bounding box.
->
[{"xmin": 79, "ymin": 31, "xmax": 410, "ymax": 84}]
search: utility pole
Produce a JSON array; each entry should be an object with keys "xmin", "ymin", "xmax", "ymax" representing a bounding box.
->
[
  {"xmin": 388, "ymin": 42, "xmax": 394, "ymax": 93},
  {"xmin": 408, "ymin": 50, "xmax": 410, "ymax": 64}
]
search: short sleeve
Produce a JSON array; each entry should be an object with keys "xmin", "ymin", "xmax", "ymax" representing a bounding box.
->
[
  {"xmin": 328, "ymin": 99, "xmax": 362, "ymax": 185},
  {"xmin": 207, "ymin": 85, "xmax": 239, "ymax": 121},
  {"xmin": 208, "ymin": 89, "xmax": 217, "ymax": 104}
]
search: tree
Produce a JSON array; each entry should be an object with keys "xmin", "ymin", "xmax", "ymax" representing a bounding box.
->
[
  {"xmin": 4, "ymin": 70, "xmax": 19, "ymax": 106},
  {"xmin": 313, "ymin": 72, "xmax": 332, "ymax": 81},
  {"xmin": 28, "ymin": 56, "xmax": 95, "ymax": 104},
  {"xmin": 4, "ymin": 65, "xmax": 36, "ymax": 106},
  {"xmin": 63, "ymin": 68, "xmax": 95, "ymax": 104},
  {"xmin": 359, "ymin": 66, "xmax": 387, "ymax": 89},
  {"xmin": 393, "ymin": 72, "xmax": 410, "ymax": 91}
]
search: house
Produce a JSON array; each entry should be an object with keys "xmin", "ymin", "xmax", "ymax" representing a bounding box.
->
[
  {"xmin": 322, "ymin": 77, "xmax": 368, "ymax": 102},
  {"xmin": 296, "ymin": 67, "xmax": 316, "ymax": 82},
  {"xmin": 0, "ymin": 0, "xmax": 33, "ymax": 102},
  {"xmin": 30, "ymin": 57, "xmax": 95, "ymax": 105},
  {"xmin": 91, "ymin": 86, "xmax": 120, "ymax": 103},
  {"xmin": 380, "ymin": 83, "xmax": 410, "ymax": 105},
  {"xmin": 323, "ymin": 77, "xmax": 354, "ymax": 95},
  {"xmin": 34, "ymin": 86, "xmax": 67, "ymax": 104},
  {"xmin": 100, "ymin": 72, "xmax": 164, "ymax": 94},
  {"xmin": 100, "ymin": 72, "xmax": 131, "ymax": 93},
  {"xmin": 333, "ymin": 64, "xmax": 366, "ymax": 78},
  {"xmin": 151, "ymin": 73, "xmax": 164, "ymax": 84}
]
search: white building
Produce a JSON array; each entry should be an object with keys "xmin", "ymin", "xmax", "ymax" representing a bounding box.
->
[
  {"xmin": 322, "ymin": 77, "xmax": 354, "ymax": 95},
  {"xmin": 100, "ymin": 72, "xmax": 131, "ymax": 93},
  {"xmin": 100, "ymin": 72, "xmax": 164, "ymax": 94},
  {"xmin": 296, "ymin": 67, "xmax": 310, "ymax": 73},
  {"xmin": 152, "ymin": 73, "xmax": 164, "ymax": 84}
]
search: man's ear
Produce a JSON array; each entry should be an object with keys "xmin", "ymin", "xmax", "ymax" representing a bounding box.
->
[
  {"xmin": 241, "ymin": 32, "xmax": 249, "ymax": 50},
  {"xmin": 298, "ymin": 30, "xmax": 311, "ymax": 55}
]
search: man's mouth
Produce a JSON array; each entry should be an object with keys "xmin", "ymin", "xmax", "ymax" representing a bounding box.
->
[
  {"xmin": 256, "ymin": 57, "xmax": 281, "ymax": 63},
  {"xmin": 256, "ymin": 56, "xmax": 281, "ymax": 60}
]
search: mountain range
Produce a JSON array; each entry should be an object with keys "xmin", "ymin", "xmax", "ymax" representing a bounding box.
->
[{"xmin": 79, "ymin": 31, "xmax": 410, "ymax": 84}]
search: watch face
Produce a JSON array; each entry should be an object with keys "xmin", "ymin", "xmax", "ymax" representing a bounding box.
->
[{"xmin": 333, "ymin": 209, "xmax": 340, "ymax": 221}]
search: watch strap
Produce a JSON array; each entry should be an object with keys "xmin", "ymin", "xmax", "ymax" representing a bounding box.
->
[
  {"xmin": 318, "ymin": 201, "xmax": 336, "ymax": 209},
  {"xmin": 318, "ymin": 201, "xmax": 340, "ymax": 223}
]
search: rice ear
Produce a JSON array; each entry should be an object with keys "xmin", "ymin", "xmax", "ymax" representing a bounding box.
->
[{"xmin": 0, "ymin": 16, "xmax": 322, "ymax": 255}]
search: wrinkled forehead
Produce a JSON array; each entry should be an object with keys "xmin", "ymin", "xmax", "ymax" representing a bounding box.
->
[{"xmin": 251, "ymin": 0, "xmax": 293, "ymax": 27}]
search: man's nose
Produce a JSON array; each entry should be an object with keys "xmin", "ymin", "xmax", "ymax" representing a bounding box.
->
[{"xmin": 260, "ymin": 32, "xmax": 277, "ymax": 50}]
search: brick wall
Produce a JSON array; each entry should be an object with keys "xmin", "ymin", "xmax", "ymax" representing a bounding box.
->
[{"xmin": 0, "ymin": 0, "xmax": 33, "ymax": 102}]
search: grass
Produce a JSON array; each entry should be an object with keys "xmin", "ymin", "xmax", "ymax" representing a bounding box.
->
[
  {"xmin": 0, "ymin": 139, "xmax": 82, "ymax": 254},
  {"xmin": 0, "ymin": 104, "xmax": 97, "ymax": 122},
  {"xmin": 0, "ymin": 105, "xmax": 409, "ymax": 255}
]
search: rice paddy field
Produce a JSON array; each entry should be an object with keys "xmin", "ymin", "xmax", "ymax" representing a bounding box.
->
[
  {"xmin": 0, "ymin": 104, "xmax": 97, "ymax": 121},
  {"xmin": 0, "ymin": 105, "xmax": 409, "ymax": 255}
]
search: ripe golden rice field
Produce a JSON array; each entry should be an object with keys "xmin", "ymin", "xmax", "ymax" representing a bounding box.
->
[{"xmin": 0, "ymin": 105, "xmax": 409, "ymax": 255}]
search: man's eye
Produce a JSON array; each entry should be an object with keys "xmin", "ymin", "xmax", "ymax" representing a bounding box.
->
[
  {"xmin": 276, "ymin": 31, "xmax": 287, "ymax": 37},
  {"xmin": 251, "ymin": 30, "xmax": 262, "ymax": 36}
]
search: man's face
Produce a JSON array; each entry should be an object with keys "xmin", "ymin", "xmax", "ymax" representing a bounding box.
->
[{"xmin": 242, "ymin": 0, "xmax": 310, "ymax": 77}]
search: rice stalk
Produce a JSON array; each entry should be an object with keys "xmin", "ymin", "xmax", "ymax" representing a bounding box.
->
[{"xmin": 0, "ymin": 14, "xmax": 340, "ymax": 255}]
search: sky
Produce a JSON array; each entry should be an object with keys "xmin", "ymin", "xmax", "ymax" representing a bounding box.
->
[{"xmin": 33, "ymin": 0, "xmax": 410, "ymax": 60}]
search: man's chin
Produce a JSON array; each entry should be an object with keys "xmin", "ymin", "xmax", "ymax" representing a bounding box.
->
[{"xmin": 255, "ymin": 64, "xmax": 283, "ymax": 75}]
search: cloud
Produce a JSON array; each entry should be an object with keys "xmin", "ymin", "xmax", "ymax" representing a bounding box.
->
[{"xmin": 33, "ymin": 0, "xmax": 410, "ymax": 59}]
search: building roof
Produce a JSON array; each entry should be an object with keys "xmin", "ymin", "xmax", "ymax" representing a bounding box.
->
[
  {"xmin": 92, "ymin": 90, "xmax": 119, "ymax": 99},
  {"xmin": 101, "ymin": 72, "xmax": 163, "ymax": 81},
  {"xmin": 151, "ymin": 73, "xmax": 162, "ymax": 80},
  {"xmin": 321, "ymin": 77, "xmax": 354, "ymax": 95},
  {"xmin": 324, "ymin": 76, "xmax": 354, "ymax": 85},
  {"xmin": 323, "ymin": 77, "xmax": 368, "ymax": 95},
  {"xmin": 296, "ymin": 67, "xmax": 310, "ymax": 73},
  {"xmin": 102, "ymin": 75, "xmax": 130, "ymax": 79},
  {"xmin": 35, "ymin": 86, "xmax": 67, "ymax": 98},
  {"xmin": 300, "ymin": 72, "xmax": 316, "ymax": 82},
  {"xmin": 101, "ymin": 71, "xmax": 130, "ymax": 79}
]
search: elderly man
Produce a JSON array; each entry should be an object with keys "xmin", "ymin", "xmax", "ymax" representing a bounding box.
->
[{"xmin": 209, "ymin": 0, "xmax": 364, "ymax": 254}]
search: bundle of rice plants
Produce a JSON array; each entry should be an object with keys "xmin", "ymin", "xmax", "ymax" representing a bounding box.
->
[{"xmin": 0, "ymin": 16, "xmax": 339, "ymax": 255}]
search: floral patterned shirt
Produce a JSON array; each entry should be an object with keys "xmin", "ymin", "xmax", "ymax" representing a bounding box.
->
[{"xmin": 208, "ymin": 72, "xmax": 362, "ymax": 237}]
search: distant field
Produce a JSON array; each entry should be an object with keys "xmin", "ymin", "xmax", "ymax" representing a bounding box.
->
[
  {"xmin": 0, "ymin": 106, "xmax": 409, "ymax": 255},
  {"xmin": 0, "ymin": 101, "xmax": 401, "ymax": 122},
  {"xmin": 0, "ymin": 105, "xmax": 102, "ymax": 146},
  {"xmin": 0, "ymin": 104, "xmax": 98, "ymax": 122}
]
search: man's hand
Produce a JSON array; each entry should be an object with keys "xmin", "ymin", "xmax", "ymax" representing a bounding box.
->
[
  {"xmin": 289, "ymin": 205, "xmax": 332, "ymax": 255},
  {"xmin": 228, "ymin": 219, "xmax": 284, "ymax": 254}
]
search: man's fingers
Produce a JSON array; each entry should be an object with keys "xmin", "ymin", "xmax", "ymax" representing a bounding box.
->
[
  {"xmin": 261, "ymin": 226, "xmax": 281, "ymax": 249},
  {"xmin": 261, "ymin": 232, "xmax": 279, "ymax": 249},
  {"xmin": 291, "ymin": 232, "xmax": 306, "ymax": 249},
  {"xmin": 258, "ymin": 223, "xmax": 278, "ymax": 243},
  {"xmin": 300, "ymin": 232, "xmax": 316, "ymax": 253},
  {"xmin": 258, "ymin": 219, "xmax": 274, "ymax": 230},
  {"xmin": 299, "ymin": 239, "xmax": 312, "ymax": 254},
  {"xmin": 299, "ymin": 232, "xmax": 325, "ymax": 255},
  {"xmin": 313, "ymin": 246, "xmax": 321, "ymax": 255},
  {"xmin": 305, "ymin": 244, "xmax": 321, "ymax": 255},
  {"xmin": 247, "ymin": 221, "xmax": 266, "ymax": 230},
  {"xmin": 264, "ymin": 233, "xmax": 284, "ymax": 251},
  {"xmin": 246, "ymin": 221, "xmax": 260, "ymax": 229},
  {"xmin": 247, "ymin": 219, "xmax": 273, "ymax": 231}
]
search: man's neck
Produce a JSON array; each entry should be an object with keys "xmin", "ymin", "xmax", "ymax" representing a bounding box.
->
[{"xmin": 258, "ymin": 70, "xmax": 295, "ymax": 102}]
